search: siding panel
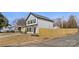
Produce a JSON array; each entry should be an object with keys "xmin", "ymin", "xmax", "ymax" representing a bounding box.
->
[{"xmin": 38, "ymin": 19, "xmax": 53, "ymax": 29}]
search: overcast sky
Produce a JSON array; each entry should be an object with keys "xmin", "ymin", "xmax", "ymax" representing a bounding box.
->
[{"xmin": 2, "ymin": 12, "xmax": 79, "ymax": 25}]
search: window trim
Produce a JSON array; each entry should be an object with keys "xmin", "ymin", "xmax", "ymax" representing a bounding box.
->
[{"xmin": 28, "ymin": 19, "xmax": 36, "ymax": 24}]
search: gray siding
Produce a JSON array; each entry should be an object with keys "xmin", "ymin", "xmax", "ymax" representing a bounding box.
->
[{"xmin": 38, "ymin": 18, "xmax": 53, "ymax": 29}]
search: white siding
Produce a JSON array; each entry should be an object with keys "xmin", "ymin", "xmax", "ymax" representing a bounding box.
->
[
  {"xmin": 26, "ymin": 14, "xmax": 37, "ymax": 26},
  {"xmin": 26, "ymin": 14, "xmax": 54, "ymax": 34},
  {"xmin": 38, "ymin": 19, "xmax": 53, "ymax": 29}
]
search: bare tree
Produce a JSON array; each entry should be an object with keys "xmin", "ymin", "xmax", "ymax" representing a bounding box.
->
[
  {"xmin": 54, "ymin": 18, "xmax": 62, "ymax": 28},
  {"xmin": 16, "ymin": 18, "xmax": 26, "ymax": 27},
  {"xmin": 63, "ymin": 20, "xmax": 67, "ymax": 28},
  {"xmin": 14, "ymin": 18, "xmax": 26, "ymax": 32},
  {"xmin": 67, "ymin": 15, "xmax": 77, "ymax": 28}
]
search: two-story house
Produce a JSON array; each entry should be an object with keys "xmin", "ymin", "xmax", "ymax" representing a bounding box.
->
[{"xmin": 26, "ymin": 13, "xmax": 54, "ymax": 34}]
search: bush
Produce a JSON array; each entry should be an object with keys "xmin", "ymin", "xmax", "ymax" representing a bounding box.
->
[
  {"xmin": 5, "ymin": 30, "xmax": 15, "ymax": 33},
  {"xmin": 10, "ymin": 30, "xmax": 15, "ymax": 33},
  {"xmin": 31, "ymin": 34, "xmax": 39, "ymax": 37}
]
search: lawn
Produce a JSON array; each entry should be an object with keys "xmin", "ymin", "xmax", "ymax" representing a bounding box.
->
[
  {"xmin": 0, "ymin": 29, "xmax": 78, "ymax": 46},
  {"xmin": 0, "ymin": 34, "xmax": 48, "ymax": 46}
]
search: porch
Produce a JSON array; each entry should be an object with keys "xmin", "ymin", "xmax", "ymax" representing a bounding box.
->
[{"xmin": 26, "ymin": 25, "xmax": 39, "ymax": 34}]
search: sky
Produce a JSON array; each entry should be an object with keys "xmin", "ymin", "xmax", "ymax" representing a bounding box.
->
[{"xmin": 2, "ymin": 12, "xmax": 79, "ymax": 25}]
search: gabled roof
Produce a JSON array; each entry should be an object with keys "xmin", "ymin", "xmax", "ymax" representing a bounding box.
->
[{"xmin": 26, "ymin": 12, "xmax": 54, "ymax": 22}]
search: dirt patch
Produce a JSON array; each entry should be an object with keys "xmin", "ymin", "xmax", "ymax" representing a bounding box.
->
[{"xmin": 0, "ymin": 34, "xmax": 48, "ymax": 46}]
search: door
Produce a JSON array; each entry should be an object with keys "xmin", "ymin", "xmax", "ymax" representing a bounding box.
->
[
  {"xmin": 18, "ymin": 27, "xmax": 21, "ymax": 32},
  {"xmin": 34, "ymin": 27, "xmax": 36, "ymax": 34}
]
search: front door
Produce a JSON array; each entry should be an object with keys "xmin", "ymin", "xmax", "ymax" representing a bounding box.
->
[
  {"xmin": 18, "ymin": 27, "xmax": 21, "ymax": 32},
  {"xmin": 34, "ymin": 27, "xmax": 36, "ymax": 34}
]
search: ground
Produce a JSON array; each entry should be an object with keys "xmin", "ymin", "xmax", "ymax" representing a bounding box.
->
[
  {"xmin": 24, "ymin": 33, "xmax": 79, "ymax": 47},
  {"xmin": 0, "ymin": 33, "xmax": 79, "ymax": 47},
  {"xmin": 0, "ymin": 33, "xmax": 50, "ymax": 46}
]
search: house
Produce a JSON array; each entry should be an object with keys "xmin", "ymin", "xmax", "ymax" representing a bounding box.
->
[
  {"xmin": 15, "ymin": 25, "xmax": 26, "ymax": 33},
  {"xmin": 15, "ymin": 18, "xmax": 26, "ymax": 33},
  {"xmin": 26, "ymin": 13, "xmax": 54, "ymax": 34},
  {"xmin": 0, "ymin": 24, "xmax": 15, "ymax": 32}
]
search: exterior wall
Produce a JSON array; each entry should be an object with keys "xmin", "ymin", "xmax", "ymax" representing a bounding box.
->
[
  {"xmin": 26, "ymin": 15, "xmax": 38, "ymax": 34},
  {"xmin": 26, "ymin": 14, "xmax": 37, "ymax": 26},
  {"xmin": 0, "ymin": 27, "xmax": 9, "ymax": 32},
  {"xmin": 21, "ymin": 27, "xmax": 26, "ymax": 33},
  {"xmin": 26, "ymin": 25, "xmax": 39, "ymax": 34},
  {"xmin": 38, "ymin": 19, "xmax": 53, "ymax": 29},
  {"xmin": 26, "ymin": 14, "xmax": 54, "ymax": 34}
]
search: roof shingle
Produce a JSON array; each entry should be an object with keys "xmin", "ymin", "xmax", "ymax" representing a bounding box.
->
[{"xmin": 26, "ymin": 12, "xmax": 54, "ymax": 22}]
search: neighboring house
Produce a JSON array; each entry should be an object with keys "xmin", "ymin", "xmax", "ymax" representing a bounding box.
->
[
  {"xmin": 26, "ymin": 13, "xmax": 54, "ymax": 34},
  {"xmin": 15, "ymin": 18, "xmax": 26, "ymax": 33},
  {"xmin": 15, "ymin": 25, "xmax": 26, "ymax": 33},
  {"xmin": 8, "ymin": 25, "xmax": 15, "ymax": 31},
  {"xmin": 0, "ymin": 25, "xmax": 15, "ymax": 32}
]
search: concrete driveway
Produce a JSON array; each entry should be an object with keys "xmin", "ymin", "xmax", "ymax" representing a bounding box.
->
[{"xmin": 23, "ymin": 34, "xmax": 79, "ymax": 47}]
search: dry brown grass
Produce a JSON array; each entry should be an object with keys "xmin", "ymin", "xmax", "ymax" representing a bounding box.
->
[
  {"xmin": 0, "ymin": 29, "xmax": 78, "ymax": 46},
  {"xmin": 0, "ymin": 35, "xmax": 42, "ymax": 46},
  {"xmin": 39, "ymin": 28, "xmax": 78, "ymax": 38}
]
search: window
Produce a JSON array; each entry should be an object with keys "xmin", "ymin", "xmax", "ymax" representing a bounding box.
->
[
  {"xmin": 33, "ymin": 19, "xmax": 36, "ymax": 23},
  {"xmin": 31, "ymin": 20, "xmax": 32, "ymax": 23},
  {"xmin": 31, "ymin": 19, "xmax": 36, "ymax": 23},
  {"xmin": 28, "ymin": 19, "xmax": 36, "ymax": 24},
  {"xmin": 27, "ymin": 27, "xmax": 31, "ymax": 32},
  {"xmin": 29, "ymin": 27, "xmax": 31, "ymax": 32},
  {"xmin": 28, "ymin": 21, "xmax": 31, "ymax": 24},
  {"xmin": 27, "ymin": 28, "xmax": 28, "ymax": 31},
  {"xmin": 28, "ymin": 20, "xmax": 32, "ymax": 24},
  {"xmin": 28, "ymin": 21, "xmax": 29, "ymax": 24}
]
